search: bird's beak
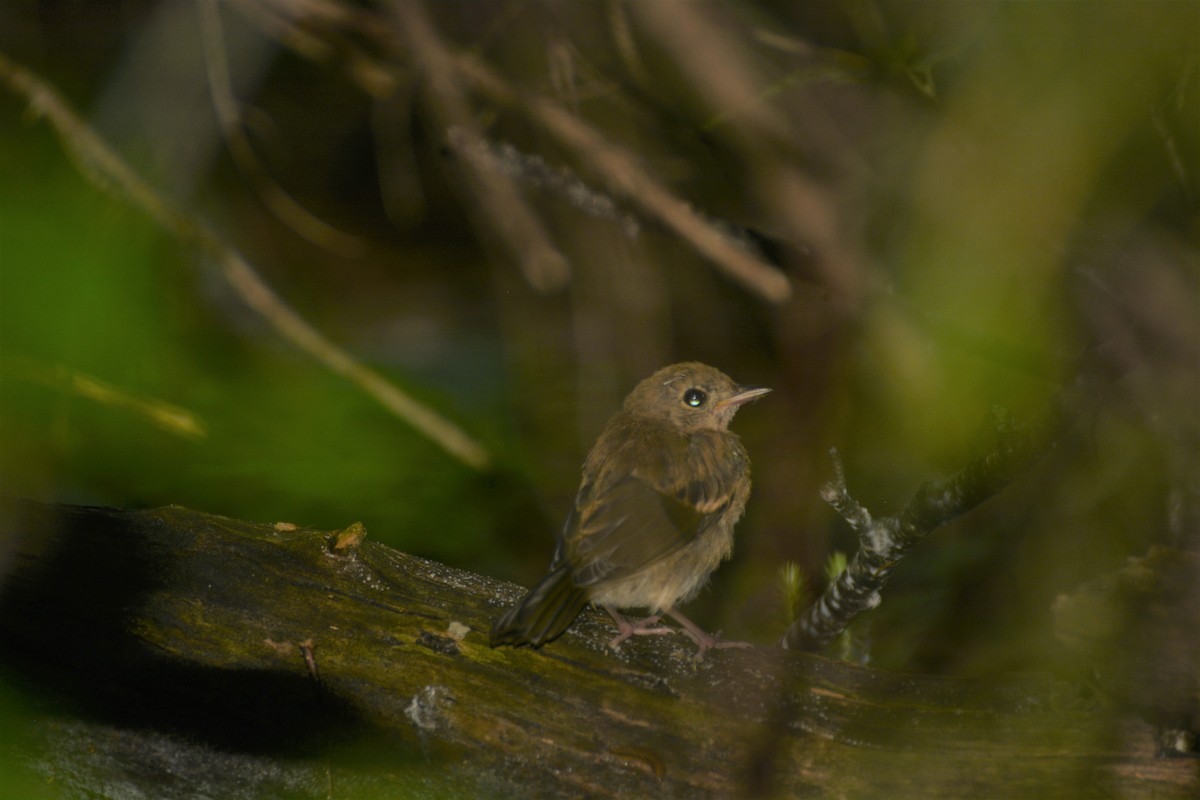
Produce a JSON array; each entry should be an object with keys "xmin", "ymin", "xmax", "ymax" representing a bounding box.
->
[{"xmin": 717, "ymin": 386, "xmax": 771, "ymax": 409}]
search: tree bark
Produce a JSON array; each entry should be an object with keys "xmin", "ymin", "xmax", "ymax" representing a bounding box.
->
[{"xmin": 0, "ymin": 501, "xmax": 1194, "ymax": 798}]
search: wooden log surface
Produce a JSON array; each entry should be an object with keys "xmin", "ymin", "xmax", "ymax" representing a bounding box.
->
[{"xmin": 0, "ymin": 501, "xmax": 1194, "ymax": 798}]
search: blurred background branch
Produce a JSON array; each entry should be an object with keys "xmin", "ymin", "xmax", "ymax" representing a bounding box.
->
[
  {"xmin": 3, "ymin": 356, "xmax": 207, "ymax": 440},
  {"xmin": 450, "ymin": 49, "xmax": 794, "ymax": 303},
  {"xmin": 0, "ymin": 48, "xmax": 490, "ymax": 469},
  {"xmin": 197, "ymin": 0, "xmax": 367, "ymax": 256},
  {"xmin": 388, "ymin": 0, "xmax": 570, "ymax": 293}
]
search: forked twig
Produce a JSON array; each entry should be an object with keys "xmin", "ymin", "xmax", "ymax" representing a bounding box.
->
[{"xmin": 782, "ymin": 398, "xmax": 1068, "ymax": 651}]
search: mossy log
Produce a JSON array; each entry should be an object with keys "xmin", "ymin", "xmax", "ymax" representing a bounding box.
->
[{"xmin": 0, "ymin": 501, "xmax": 1194, "ymax": 799}]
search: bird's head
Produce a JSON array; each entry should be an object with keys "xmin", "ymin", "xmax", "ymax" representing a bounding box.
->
[{"xmin": 623, "ymin": 362, "xmax": 770, "ymax": 432}]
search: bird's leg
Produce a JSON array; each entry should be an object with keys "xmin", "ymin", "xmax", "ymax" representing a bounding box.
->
[
  {"xmin": 665, "ymin": 608, "xmax": 753, "ymax": 661},
  {"xmin": 604, "ymin": 607, "xmax": 676, "ymax": 649}
]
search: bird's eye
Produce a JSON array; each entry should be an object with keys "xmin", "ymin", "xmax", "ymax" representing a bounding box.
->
[{"xmin": 683, "ymin": 388, "xmax": 707, "ymax": 408}]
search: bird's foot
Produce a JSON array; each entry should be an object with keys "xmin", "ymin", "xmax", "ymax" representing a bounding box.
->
[
  {"xmin": 666, "ymin": 608, "xmax": 753, "ymax": 661},
  {"xmin": 604, "ymin": 608, "xmax": 676, "ymax": 649}
]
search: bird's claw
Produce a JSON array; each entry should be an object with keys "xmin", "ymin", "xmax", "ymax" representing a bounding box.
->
[
  {"xmin": 606, "ymin": 613, "xmax": 678, "ymax": 649},
  {"xmin": 684, "ymin": 630, "xmax": 753, "ymax": 661}
]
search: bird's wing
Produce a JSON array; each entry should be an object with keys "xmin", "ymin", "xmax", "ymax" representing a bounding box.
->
[{"xmin": 563, "ymin": 434, "xmax": 740, "ymax": 588}]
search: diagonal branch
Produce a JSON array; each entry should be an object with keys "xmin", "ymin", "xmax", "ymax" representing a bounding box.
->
[
  {"xmin": 196, "ymin": 0, "xmax": 366, "ymax": 256},
  {"xmin": 217, "ymin": 0, "xmax": 793, "ymax": 303},
  {"xmin": 386, "ymin": 0, "xmax": 570, "ymax": 293},
  {"xmin": 782, "ymin": 395, "xmax": 1069, "ymax": 652},
  {"xmin": 452, "ymin": 51, "xmax": 793, "ymax": 304},
  {"xmin": 0, "ymin": 50, "xmax": 490, "ymax": 470}
]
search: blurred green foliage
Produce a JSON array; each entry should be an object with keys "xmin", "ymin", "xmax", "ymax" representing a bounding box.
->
[{"xmin": 0, "ymin": 140, "xmax": 538, "ymax": 572}]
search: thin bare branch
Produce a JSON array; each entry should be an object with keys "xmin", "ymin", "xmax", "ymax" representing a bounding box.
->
[
  {"xmin": 197, "ymin": 0, "xmax": 367, "ymax": 257},
  {"xmin": 216, "ymin": 1, "xmax": 792, "ymax": 302},
  {"xmin": 452, "ymin": 52, "xmax": 793, "ymax": 304},
  {"xmin": 445, "ymin": 126, "xmax": 641, "ymax": 239},
  {"xmin": 225, "ymin": 0, "xmax": 398, "ymax": 95},
  {"xmin": 386, "ymin": 0, "xmax": 570, "ymax": 293},
  {"xmin": 3, "ymin": 357, "xmax": 207, "ymax": 440},
  {"xmin": 631, "ymin": 1, "xmax": 793, "ymax": 143},
  {"xmin": 633, "ymin": 2, "xmax": 863, "ymax": 307},
  {"xmin": 0, "ymin": 49, "xmax": 490, "ymax": 470}
]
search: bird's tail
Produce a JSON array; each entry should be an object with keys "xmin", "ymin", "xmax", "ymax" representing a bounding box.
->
[{"xmin": 490, "ymin": 566, "xmax": 589, "ymax": 648}]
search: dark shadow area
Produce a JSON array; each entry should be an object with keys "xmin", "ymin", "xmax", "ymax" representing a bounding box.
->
[{"xmin": 0, "ymin": 500, "xmax": 384, "ymax": 759}]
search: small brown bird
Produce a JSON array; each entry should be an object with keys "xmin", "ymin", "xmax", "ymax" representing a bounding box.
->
[{"xmin": 490, "ymin": 362, "xmax": 769, "ymax": 659}]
